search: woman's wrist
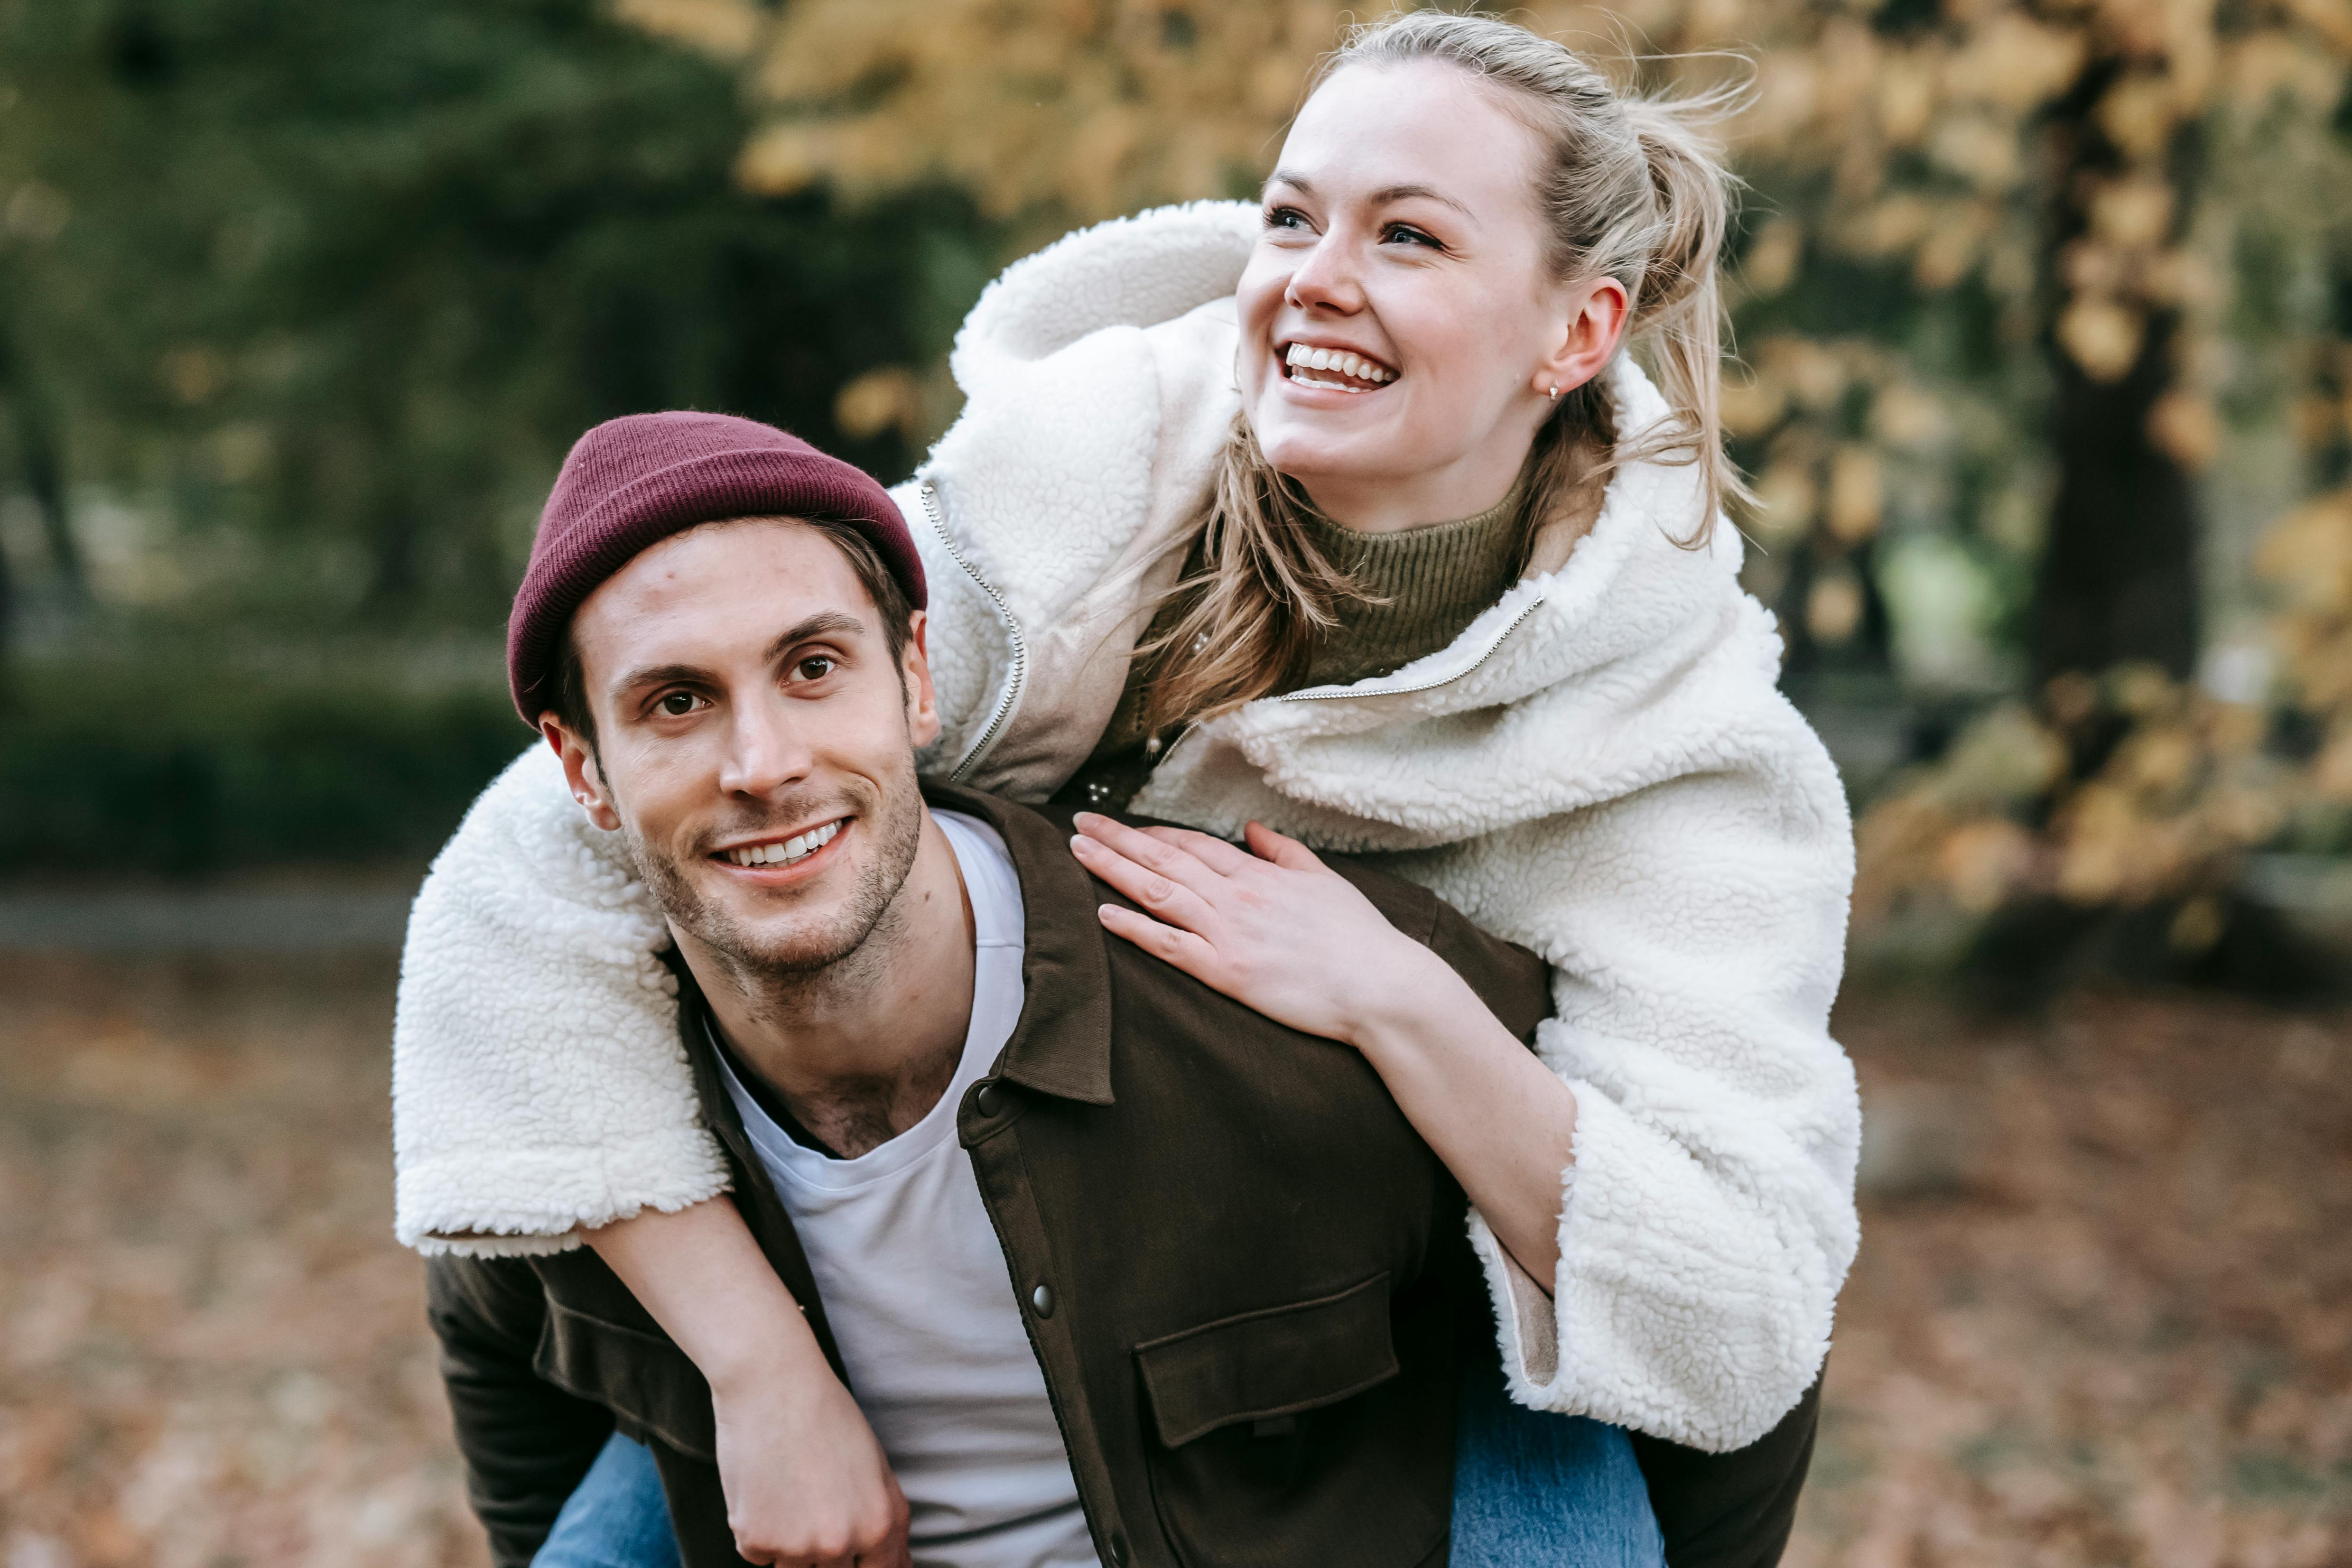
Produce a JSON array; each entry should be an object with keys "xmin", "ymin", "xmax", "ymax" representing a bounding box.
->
[
  {"xmin": 1343, "ymin": 941, "xmax": 1484, "ymax": 1063},
  {"xmin": 702, "ymin": 1308, "xmax": 830, "ymax": 1401}
]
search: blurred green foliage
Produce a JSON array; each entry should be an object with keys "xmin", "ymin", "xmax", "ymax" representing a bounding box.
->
[
  {"xmin": 0, "ymin": 656, "xmax": 527, "ymax": 873},
  {"xmin": 0, "ymin": 0, "xmax": 993, "ymax": 630},
  {"xmin": 0, "ymin": 0, "xmax": 996, "ymax": 870}
]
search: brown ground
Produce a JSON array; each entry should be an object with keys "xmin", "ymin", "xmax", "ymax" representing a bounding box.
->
[{"xmin": 0, "ymin": 954, "xmax": 2345, "ymax": 1567}]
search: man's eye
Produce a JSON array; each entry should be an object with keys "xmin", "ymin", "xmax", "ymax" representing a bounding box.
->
[
  {"xmin": 658, "ymin": 692, "xmax": 698, "ymax": 717},
  {"xmin": 793, "ymin": 656, "xmax": 837, "ymax": 682}
]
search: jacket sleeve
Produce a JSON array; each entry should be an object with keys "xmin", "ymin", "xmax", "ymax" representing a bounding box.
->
[
  {"xmin": 392, "ymin": 745, "xmax": 728, "ymax": 1255},
  {"xmin": 1631, "ymin": 1375, "xmax": 1821, "ymax": 1568},
  {"xmin": 426, "ymin": 1257, "xmax": 615, "ymax": 1568},
  {"xmin": 1450, "ymin": 732, "xmax": 1861, "ymax": 1453}
]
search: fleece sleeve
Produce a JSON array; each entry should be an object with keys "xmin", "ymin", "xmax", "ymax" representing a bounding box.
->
[
  {"xmin": 391, "ymin": 745, "xmax": 727, "ymax": 1255},
  {"xmin": 1460, "ymin": 754, "xmax": 1861, "ymax": 1453}
]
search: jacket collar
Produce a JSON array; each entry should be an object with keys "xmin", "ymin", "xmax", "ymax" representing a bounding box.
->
[{"xmin": 920, "ymin": 781, "xmax": 1116, "ymax": 1105}]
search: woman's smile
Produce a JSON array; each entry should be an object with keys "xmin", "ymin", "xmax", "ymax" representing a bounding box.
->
[{"xmin": 1279, "ymin": 338, "xmax": 1397, "ymax": 392}]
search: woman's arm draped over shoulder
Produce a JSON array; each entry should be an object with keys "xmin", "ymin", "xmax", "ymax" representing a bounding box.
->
[
  {"xmin": 1079, "ymin": 698, "xmax": 1860, "ymax": 1453},
  {"xmin": 392, "ymin": 744, "xmax": 726, "ymax": 1253}
]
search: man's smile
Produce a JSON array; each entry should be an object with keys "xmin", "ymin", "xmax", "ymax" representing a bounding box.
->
[{"xmin": 710, "ymin": 816, "xmax": 851, "ymax": 879}]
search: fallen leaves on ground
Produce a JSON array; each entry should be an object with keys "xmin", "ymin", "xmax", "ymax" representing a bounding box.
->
[{"xmin": 0, "ymin": 956, "xmax": 2345, "ymax": 1566}]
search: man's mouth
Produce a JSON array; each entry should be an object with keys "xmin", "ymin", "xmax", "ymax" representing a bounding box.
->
[
  {"xmin": 1282, "ymin": 340, "xmax": 1397, "ymax": 392},
  {"xmin": 713, "ymin": 818, "xmax": 845, "ymax": 870}
]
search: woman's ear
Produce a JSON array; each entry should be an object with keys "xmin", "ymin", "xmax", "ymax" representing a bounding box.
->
[{"xmin": 1535, "ymin": 275, "xmax": 1629, "ymax": 399}]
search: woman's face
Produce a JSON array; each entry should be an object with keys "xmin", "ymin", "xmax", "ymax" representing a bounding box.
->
[{"xmin": 1236, "ymin": 60, "xmax": 1624, "ymax": 531}]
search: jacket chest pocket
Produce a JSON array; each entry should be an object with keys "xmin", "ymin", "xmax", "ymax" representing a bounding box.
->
[{"xmin": 1132, "ymin": 1272, "xmax": 1451, "ymax": 1568}]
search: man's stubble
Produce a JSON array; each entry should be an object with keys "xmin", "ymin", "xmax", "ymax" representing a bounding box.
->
[{"xmin": 616, "ymin": 752, "xmax": 930, "ymax": 1016}]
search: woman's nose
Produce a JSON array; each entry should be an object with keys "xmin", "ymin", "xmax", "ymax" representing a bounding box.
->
[{"xmin": 1285, "ymin": 235, "xmax": 1365, "ymax": 314}]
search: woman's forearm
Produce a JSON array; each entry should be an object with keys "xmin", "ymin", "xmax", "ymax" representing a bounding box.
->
[
  {"xmin": 1349, "ymin": 962, "xmax": 1580, "ymax": 1288},
  {"xmin": 584, "ymin": 1196, "xmax": 828, "ymax": 1392}
]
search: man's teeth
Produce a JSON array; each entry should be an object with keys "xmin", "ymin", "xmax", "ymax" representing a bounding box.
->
[
  {"xmin": 726, "ymin": 820, "xmax": 841, "ymax": 867},
  {"xmin": 1283, "ymin": 343, "xmax": 1394, "ymax": 385}
]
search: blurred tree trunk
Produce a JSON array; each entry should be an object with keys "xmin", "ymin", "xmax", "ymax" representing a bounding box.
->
[
  {"xmin": 2030, "ymin": 54, "xmax": 2202, "ymax": 686},
  {"xmin": 0, "ymin": 310, "xmax": 88, "ymax": 608}
]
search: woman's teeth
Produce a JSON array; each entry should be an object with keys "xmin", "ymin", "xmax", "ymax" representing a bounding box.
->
[
  {"xmin": 1283, "ymin": 343, "xmax": 1394, "ymax": 390},
  {"xmin": 726, "ymin": 820, "xmax": 841, "ymax": 868}
]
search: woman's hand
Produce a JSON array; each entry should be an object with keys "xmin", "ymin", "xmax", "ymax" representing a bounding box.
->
[
  {"xmin": 711, "ymin": 1359, "xmax": 911, "ymax": 1568},
  {"xmin": 1070, "ymin": 812, "xmax": 1582, "ymax": 1290},
  {"xmin": 1068, "ymin": 812, "xmax": 1453, "ymax": 1049},
  {"xmin": 585, "ymin": 1200, "xmax": 911, "ymax": 1567}
]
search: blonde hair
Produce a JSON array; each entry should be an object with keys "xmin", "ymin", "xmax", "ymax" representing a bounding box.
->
[{"xmin": 1141, "ymin": 9, "xmax": 1743, "ymax": 733}]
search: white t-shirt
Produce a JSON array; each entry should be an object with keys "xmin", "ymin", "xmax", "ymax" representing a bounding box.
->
[{"xmin": 713, "ymin": 810, "xmax": 1097, "ymax": 1568}]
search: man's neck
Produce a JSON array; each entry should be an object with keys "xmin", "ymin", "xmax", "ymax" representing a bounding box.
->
[{"xmin": 679, "ymin": 811, "xmax": 977, "ymax": 1159}]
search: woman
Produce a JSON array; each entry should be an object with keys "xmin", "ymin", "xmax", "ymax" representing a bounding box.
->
[{"xmin": 396, "ymin": 12, "xmax": 1858, "ymax": 1565}]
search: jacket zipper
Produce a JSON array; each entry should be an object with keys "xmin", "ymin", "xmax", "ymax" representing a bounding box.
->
[
  {"xmin": 920, "ymin": 477, "xmax": 1028, "ymax": 783},
  {"xmin": 1150, "ymin": 594, "xmax": 1545, "ymax": 774},
  {"xmin": 1270, "ymin": 594, "xmax": 1546, "ymax": 704}
]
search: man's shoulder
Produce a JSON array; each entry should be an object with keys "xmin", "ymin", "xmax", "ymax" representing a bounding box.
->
[{"xmin": 930, "ymin": 783, "xmax": 1553, "ymax": 1045}]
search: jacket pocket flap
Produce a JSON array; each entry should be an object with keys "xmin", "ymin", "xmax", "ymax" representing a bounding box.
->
[
  {"xmin": 535, "ymin": 1299, "xmax": 716, "ymax": 1463},
  {"xmin": 1133, "ymin": 1272, "xmax": 1398, "ymax": 1449}
]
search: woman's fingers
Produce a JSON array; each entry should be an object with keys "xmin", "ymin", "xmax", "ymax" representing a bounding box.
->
[
  {"xmin": 1071, "ymin": 812, "xmax": 1228, "ymax": 895},
  {"xmin": 1139, "ymin": 825, "xmax": 1259, "ymax": 876},
  {"xmin": 1097, "ymin": 902, "xmax": 1221, "ymax": 980},
  {"xmin": 1070, "ymin": 830, "xmax": 1219, "ymax": 931},
  {"xmin": 1072, "ymin": 811, "xmax": 1217, "ymax": 883},
  {"xmin": 1243, "ymin": 819, "xmax": 1329, "ymax": 873}
]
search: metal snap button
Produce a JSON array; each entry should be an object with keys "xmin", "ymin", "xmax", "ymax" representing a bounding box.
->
[
  {"xmin": 1031, "ymin": 1283, "xmax": 1055, "ymax": 1318},
  {"xmin": 975, "ymin": 1083, "xmax": 1003, "ymax": 1117},
  {"xmin": 1108, "ymin": 1531, "xmax": 1130, "ymax": 1566}
]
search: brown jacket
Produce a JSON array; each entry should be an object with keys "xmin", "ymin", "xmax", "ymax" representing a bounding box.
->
[{"xmin": 427, "ymin": 784, "xmax": 1817, "ymax": 1568}]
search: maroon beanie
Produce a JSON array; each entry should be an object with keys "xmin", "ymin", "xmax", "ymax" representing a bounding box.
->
[{"xmin": 507, "ymin": 411, "xmax": 926, "ymax": 724}]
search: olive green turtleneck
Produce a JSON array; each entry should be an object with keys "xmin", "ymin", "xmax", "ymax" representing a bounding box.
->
[{"xmin": 1052, "ymin": 487, "xmax": 1528, "ymax": 813}]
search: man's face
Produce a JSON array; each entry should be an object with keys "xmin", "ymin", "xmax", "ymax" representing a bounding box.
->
[{"xmin": 543, "ymin": 518, "xmax": 939, "ymax": 977}]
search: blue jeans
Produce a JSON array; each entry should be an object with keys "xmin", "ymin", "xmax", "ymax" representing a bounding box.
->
[
  {"xmin": 538, "ymin": 1351, "xmax": 1663, "ymax": 1566},
  {"xmin": 536, "ymin": 1430, "xmax": 682, "ymax": 1568}
]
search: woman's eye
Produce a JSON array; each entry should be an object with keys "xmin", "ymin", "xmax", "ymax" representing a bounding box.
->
[
  {"xmin": 1263, "ymin": 204, "xmax": 1308, "ymax": 232},
  {"xmin": 658, "ymin": 692, "xmax": 698, "ymax": 717},
  {"xmin": 1383, "ymin": 223, "xmax": 1441, "ymax": 250},
  {"xmin": 793, "ymin": 656, "xmax": 837, "ymax": 682}
]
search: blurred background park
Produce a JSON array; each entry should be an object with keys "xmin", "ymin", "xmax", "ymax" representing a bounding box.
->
[{"xmin": 1, "ymin": 0, "xmax": 2348, "ymax": 1563}]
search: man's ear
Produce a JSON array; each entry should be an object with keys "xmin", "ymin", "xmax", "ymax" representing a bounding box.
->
[
  {"xmin": 1534, "ymin": 274, "xmax": 1629, "ymax": 402},
  {"xmin": 901, "ymin": 610, "xmax": 941, "ymax": 752},
  {"xmin": 541, "ymin": 716, "xmax": 623, "ymax": 832}
]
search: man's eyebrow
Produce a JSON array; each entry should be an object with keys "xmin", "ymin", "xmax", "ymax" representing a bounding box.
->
[
  {"xmin": 606, "ymin": 612, "xmax": 869, "ymax": 702},
  {"xmin": 1264, "ymin": 170, "xmax": 1474, "ymax": 221},
  {"xmin": 761, "ymin": 611, "xmax": 867, "ymax": 666}
]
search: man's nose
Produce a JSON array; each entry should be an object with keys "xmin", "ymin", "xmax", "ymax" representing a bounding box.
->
[{"xmin": 717, "ymin": 694, "xmax": 814, "ymax": 798}]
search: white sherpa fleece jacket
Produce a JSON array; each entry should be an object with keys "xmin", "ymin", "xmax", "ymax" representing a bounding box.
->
[{"xmin": 393, "ymin": 201, "xmax": 1860, "ymax": 1452}]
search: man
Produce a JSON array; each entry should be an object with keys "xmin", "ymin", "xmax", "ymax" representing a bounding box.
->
[{"xmin": 420, "ymin": 414, "xmax": 1815, "ymax": 1568}]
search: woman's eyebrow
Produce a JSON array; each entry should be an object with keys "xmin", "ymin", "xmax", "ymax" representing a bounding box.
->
[
  {"xmin": 1369, "ymin": 182, "xmax": 1474, "ymax": 219},
  {"xmin": 1264, "ymin": 169, "xmax": 1473, "ymax": 222}
]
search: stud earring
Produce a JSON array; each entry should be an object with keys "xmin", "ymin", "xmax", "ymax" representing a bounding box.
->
[{"xmin": 1548, "ymin": 384, "xmax": 1561, "ymax": 402}]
